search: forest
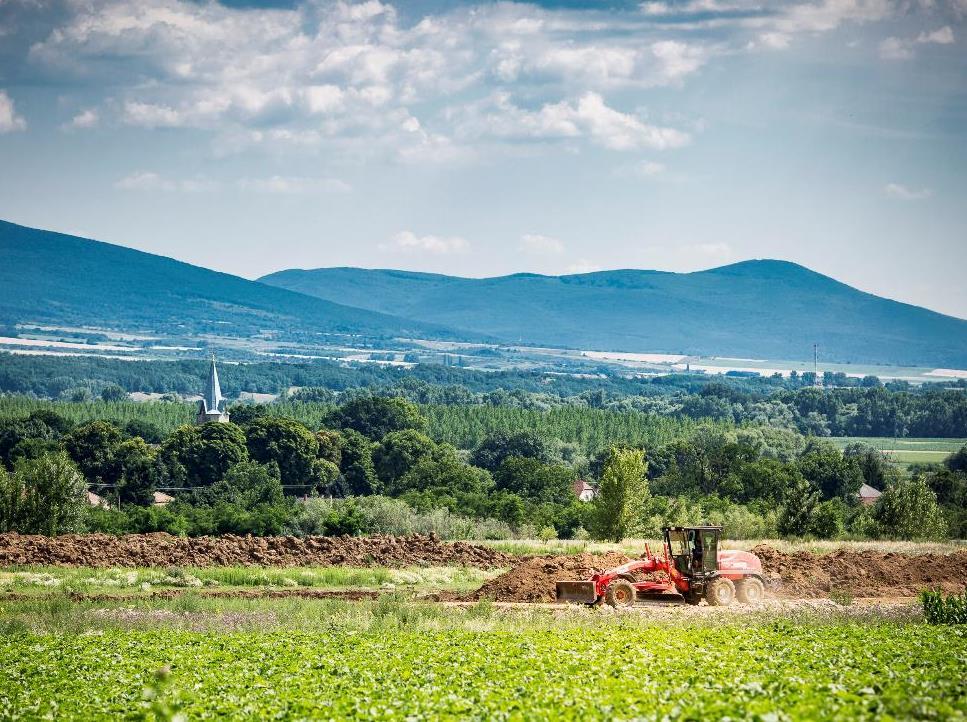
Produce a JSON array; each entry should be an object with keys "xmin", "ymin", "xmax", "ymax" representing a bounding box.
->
[
  {"xmin": 1, "ymin": 352, "xmax": 966, "ymax": 437},
  {"xmin": 1, "ymin": 392, "xmax": 963, "ymax": 541}
]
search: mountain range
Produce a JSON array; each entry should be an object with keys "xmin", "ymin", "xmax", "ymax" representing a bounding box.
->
[
  {"xmin": 0, "ymin": 220, "xmax": 454, "ymax": 342},
  {"xmin": 260, "ymin": 265, "xmax": 967, "ymax": 368},
  {"xmin": 1, "ymin": 218, "xmax": 965, "ymax": 368}
]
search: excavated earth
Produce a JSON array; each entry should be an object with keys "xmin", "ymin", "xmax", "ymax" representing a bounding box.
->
[
  {"xmin": 0, "ymin": 532, "xmax": 510, "ymax": 569},
  {"xmin": 461, "ymin": 546, "xmax": 967, "ymax": 603},
  {"xmin": 750, "ymin": 545, "xmax": 967, "ymax": 598}
]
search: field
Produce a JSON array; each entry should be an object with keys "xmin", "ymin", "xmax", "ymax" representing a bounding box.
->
[
  {"xmin": 3, "ymin": 617, "xmax": 966, "ymax": 721},
  {"xmin": 2, "ymin": 537, "xmax": 967, "ymax": 720},
  {"xmin": 830, "ymin": 436, "xmax": 966, "ymax": 467}
]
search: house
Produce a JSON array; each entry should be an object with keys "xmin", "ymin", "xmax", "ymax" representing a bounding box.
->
[
  {"xmin": 152, "ymin": 491, "xmax": 175, "ymax": 506},
  {"xmin": 573, "ymin": 479, "xmax": 596, "ymax": 502},
  {"xmin": 857, "ymin": 483, "xmax": 882, "ymax": 506},
  {"xmin": 86, "ymin": 490, "xmax": 111, "ymax": 509},
  {"xmin": 196, "ymin": 353, "xmax": 230, "ymax": 425}
]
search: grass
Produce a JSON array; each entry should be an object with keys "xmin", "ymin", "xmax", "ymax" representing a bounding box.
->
[
  {"xmin": 0, "ymin": 565, "xmax": 500, "ymax": 598},
  {"xmin": 829, "ymin": 436, "xmax": 966, "ymax": 468}
]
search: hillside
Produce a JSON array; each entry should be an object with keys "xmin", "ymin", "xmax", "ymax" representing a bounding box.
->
[
  {"xmin": 260, "ymin": 262, "xmax": 967, "ymax": 367},
  {"xmin": 0, "ymin": 220, "xmax": 456, "ymax": 342}
]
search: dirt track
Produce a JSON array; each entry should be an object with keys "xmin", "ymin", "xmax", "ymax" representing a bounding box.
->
[{"xmin": 0, "ymin": 532, "xmax": 510, "ymax": 569}]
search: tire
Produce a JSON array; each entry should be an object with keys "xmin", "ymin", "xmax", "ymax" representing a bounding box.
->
[
  {"xmin": 736, "ymin": 577, "xmax": 765, "ymax": 605},
  {"xmin": 605, "ymin": 579, "xmax": 636, "ymax": 608},
  {"xmin": 705, "ymin": 577, "xmax": 736, "ymax": 607}
]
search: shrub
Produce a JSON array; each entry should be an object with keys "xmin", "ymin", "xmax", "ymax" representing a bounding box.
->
[{"xmin": 920, "ymin": 589, "xmax": 967, "ymax": 624}]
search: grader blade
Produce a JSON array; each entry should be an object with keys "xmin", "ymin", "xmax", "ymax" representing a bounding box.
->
[{"xmin": 555, "ymin": 580, "xmax": 597, "ymax": 604}]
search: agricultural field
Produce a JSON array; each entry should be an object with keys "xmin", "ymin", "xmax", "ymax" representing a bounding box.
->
[
  {"xmin": 829, "ymin": 436, "xmax": 967, "ymax": 468},
  {"xmin": 2, "ymin": 536, "xmax": 967, "ymax": 720}
]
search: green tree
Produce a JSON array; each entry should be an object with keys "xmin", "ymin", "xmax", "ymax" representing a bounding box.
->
[
  {"xmin": 373, "ymin": 429, "xmax": 438, "ymax": 489},
  {"xmin": 115, "ymin": 437, "xmax": 158, "ymax": 506},
  {"xmin": 777, "ymin": 476, "xmax": 820, "ymax": 537},
  {"xmin": 0, "ymin": 416, "xmax": 56, "ymax": 468},
  {"xmin": 337, "ymin": 429, "xmax": 379, "ymax": 496},
  {"xmin": 810, "ymin": 499, "xmax": 845, "ymax": 539},
  {"xmin": 100, "ymin": 384, "xmax": 128, "ymax": 402},
  {"xmin": 470, "ymin": 430, "xmax": 553, "ymax": 472},
  {"xmin": 62, "ymin": 420, "xmax": 125, "ymax": 485},
  {"xmin": 245, "ymin": 416, "xmax": 323, "ymax": 492},
  {"xmin": 0, "ymin": 452, "xmax": 86, "ymax": 535},
  {"xmin": 796, "ymin": 440, "xmax": 863, "ymax": 500},
  {"xmin": 328, "ymin": 396, "xmax": 427, "ymax": 440},
  {"xmin": 872, "ymin": 476, "xmax": 948, "ymax": 540},
  {"xmin": 193, "ymin": 423, "xmax": 248, "ymax": 486},
  {"xmin": 591, "ymin": 447, "xmax": 649, "ymax": 542},
  {"xmin": 493, "ymin": 456, "xmax": 574, "ymax": 505},
  {"xmin": 315, "ymin": 429, "xmax": 344, "ymax": 467}
]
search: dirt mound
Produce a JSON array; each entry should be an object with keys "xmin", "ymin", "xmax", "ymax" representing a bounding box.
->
[
  {"xmin": 464, "ymin": 552, "xmax": 632, "ymax": 603},
  {"xmin": 0, "ymin": 533, "xmax": 510, "ymax": 569},
  {"xmin": 751, "ymin": 545, "xmax": 967, "ymax": 598}
]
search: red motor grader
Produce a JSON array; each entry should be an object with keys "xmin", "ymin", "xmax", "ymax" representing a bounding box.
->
[{"xmin": 556, "ymin": 525, "xmax": 765, "ymax": 607}]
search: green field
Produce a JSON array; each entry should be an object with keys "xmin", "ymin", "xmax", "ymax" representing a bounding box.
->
[
  {"xmin": 2, "ymin": 616, "xmax": 965, "ymax": 721},
  {"xmin": 829, "ymin": 436, "xmax": 966, "ymax": 467}
]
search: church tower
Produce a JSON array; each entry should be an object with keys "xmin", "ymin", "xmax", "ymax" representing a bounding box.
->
[{"xmin": 196, "ymin": 353, "xmax": 230, "ymax": 425}]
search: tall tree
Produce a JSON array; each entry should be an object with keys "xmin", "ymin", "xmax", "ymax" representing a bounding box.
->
[
  {"xmin": 327, "ymin": 396, "xmax": 426, "ymax": 440},
  {"xmin": 591, "ymin": 447, "xmax": 649, "ymax": 542},
  {"xmin": 0, "ymin": 452, "xmax": 86, "ymax": 535}
]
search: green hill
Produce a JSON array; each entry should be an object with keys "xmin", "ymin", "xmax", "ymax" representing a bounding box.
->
[
  {"xmin": 0, "ymin": 220, "xmax": 457, "ymax": 342},
  {"xmin": 260, "ymin": 262, "xmax": 967, "ymax": 367}
]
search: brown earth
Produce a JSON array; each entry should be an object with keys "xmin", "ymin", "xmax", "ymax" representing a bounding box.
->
[
  {"xmin": 0, "ymin": 532, "xmax": 510, "ymax": 569},
  {"xmin": 750, "ymin": 545, "xmax": 967, "ymax": 598},
  {"xmin": 460, "ymin": 552, "xmax": 632, "ymax": 603},
  {"xmin": 462, "ymin": 546, "xmax": 967, "ymax": 603}
]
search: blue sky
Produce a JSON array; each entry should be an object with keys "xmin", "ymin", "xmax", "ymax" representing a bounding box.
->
[{"xmin": 1, "ymin": 0, "xmax": 965, "ymax": 318}]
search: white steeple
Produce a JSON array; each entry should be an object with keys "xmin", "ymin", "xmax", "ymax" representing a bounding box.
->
[{"xmin": 196, "ymin": 353, "xmax": 230, "ymax": 424}]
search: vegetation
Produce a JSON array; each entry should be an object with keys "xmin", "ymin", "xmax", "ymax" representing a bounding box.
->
[
  {"xmin": 920, "ymin": 589, "xmax": 967, "ymax": 625},
  {"xmin": 1, "ymin": 618, "xmax": 964, "ymax": 720},
  {"xmin": 0, "ymin": 385, "xmax": 963, "ymax": 541}
]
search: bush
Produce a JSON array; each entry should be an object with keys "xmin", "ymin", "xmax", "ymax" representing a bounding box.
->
[
  {"xmin": 289, "ymin": 496, "xmax": 513, "ymax": 540},
  {"xmin": 920, "ymin": 589, "xmax": 967, "ymax": 624},
  {"xmin": 0, "ymin": 452, "xmax": 87, "ymax": 535}
]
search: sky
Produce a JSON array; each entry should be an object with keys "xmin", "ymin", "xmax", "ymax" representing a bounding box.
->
[{"xmin": 0, "ymin": 0, "xmax": 965, "ymax": 319}]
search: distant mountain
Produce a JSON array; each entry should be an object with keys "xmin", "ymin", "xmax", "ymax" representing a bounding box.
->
[
  {"xmin": 0, "ymin": 220, "xmax": 457, "ymax": 342},
  {"xmin": 260, "ymin": 262, "xmax": 967, "ymax": 367}
]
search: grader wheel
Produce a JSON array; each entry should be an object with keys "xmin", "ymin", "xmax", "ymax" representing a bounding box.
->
[
  {"xmin": 705, "ymin": 577, "xmax": 736, "ymax": 607},
  {"xmin": 605, "ymin": 579, "xmax": 637, "ymax": 608},
  {"xmin": 736, "ymin": 577, "xmax": 765, "ymax": 605}
]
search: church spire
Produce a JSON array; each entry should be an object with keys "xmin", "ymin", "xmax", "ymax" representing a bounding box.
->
[{"xmin": 196, "ymin": 352, "xmax": 229, "ymax": 424}]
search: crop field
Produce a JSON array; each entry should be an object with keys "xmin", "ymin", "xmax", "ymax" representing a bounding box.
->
[
  {"xmin": 1, "ymin": 600, "xmax": 966, "ymax": 721},
  {"xmin": 829, "ymin": 436, "xmax": 966, "ymax": 467}
]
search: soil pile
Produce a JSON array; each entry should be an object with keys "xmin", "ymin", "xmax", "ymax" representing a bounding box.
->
[
  {"xmin": 465, "ymin": 552, "xmax": 632, "ymax": 603},
  {"xmin": 0, "ymin": 533, "xmax": 510, "ymax": 569},
  {"xmin": 751, "ymin": 545, "xmax": 967, "ymax": 598}
]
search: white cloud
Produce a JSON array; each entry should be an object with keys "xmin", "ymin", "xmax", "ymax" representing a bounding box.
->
[
  {"xmin": 382, "ymin": 230, "xmax": 470, "ymax": 254},
  {"xmin": 918, "ymin": 26, "xmax": 954, "ymax": 44},
  {"xmin": 454, "ymin": 92, "xmax": 689, "ymax": 151},
  {"xmin": 884, "ymin": 182, "xmax": 932, "ymax": 200},
  {"xmin": 237, "ymin": 176, "xmax": 351, "ymax": 194},
  {"xmin": 115, "ymin": 171, "xmax": 218, "ymax": 192},
  {"xmin": 67, "ymin": 108, "xmax": 99, "ymax": 129},
  {"xmin": 520, "ymin": 234, "xmax": 565, "ymax": 254},
  {"xmin": 880, "ymin": 25, "xmax": 954, "ymax": 60},
  {"xmin": 0, "ymin": 91, "xmax": 26, "ymax": 133}
]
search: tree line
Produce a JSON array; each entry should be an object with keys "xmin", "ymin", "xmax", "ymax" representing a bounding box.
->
[{"xmin": 1, "ymin": 395, "xmax": 962, "ymax": 540}]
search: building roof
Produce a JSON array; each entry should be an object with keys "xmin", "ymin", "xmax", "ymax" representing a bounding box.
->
[
  {"xmin": 857, "ymin": 483, "xmax": 882, "ymax": 499},
  {"xmin": 201, "ymin": 353, "xmax": 225, "ymax": 414},
  {"xmin": 86, "ymin": 490, "xmax": 110, "ymax": 509},
  {"xmin": 153, "ymin": 491, "xmax": 175, "ymax": 505}
]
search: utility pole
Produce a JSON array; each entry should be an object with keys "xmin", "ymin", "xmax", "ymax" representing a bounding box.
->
[{"xmin": 813, "ymin": 343, "xmax": 822, "ymax": 388}]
